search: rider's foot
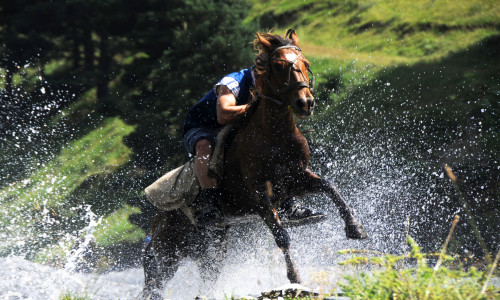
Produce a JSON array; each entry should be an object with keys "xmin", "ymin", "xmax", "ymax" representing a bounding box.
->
[
  {"xmin": 278, "ymin": 197, "xmax": 327, "ymax": 226},
  {"xmin": 193, "ymin": 188, "xmax": 224, "ymax": 228}
]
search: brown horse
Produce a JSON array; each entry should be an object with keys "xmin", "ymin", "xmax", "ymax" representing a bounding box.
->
[{"xmin": 141, "ymin": 30, "xmax": 367, "ymax": 299}]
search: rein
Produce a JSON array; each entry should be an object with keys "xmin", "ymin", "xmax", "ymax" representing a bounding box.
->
[{"xmin": 258, "ymin": 45, "xmax": 315, "ymax": 106}]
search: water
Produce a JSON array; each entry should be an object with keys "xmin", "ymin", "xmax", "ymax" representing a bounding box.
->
[
  {"xmin": 0, "ymin": 218, "xmax": 363, "ymax": 299},
  {"xmin": 0, "ymin": 256, "xmax": 143, "ymax": 299}
]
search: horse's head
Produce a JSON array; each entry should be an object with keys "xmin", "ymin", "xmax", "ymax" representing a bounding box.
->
[{"xmin": 253, "ymin": 29, "xmax": 315, "ymax": 118}]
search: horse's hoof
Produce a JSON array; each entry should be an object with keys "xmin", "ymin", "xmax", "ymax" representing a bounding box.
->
[
  {"xmin": 137, "ymin": 288, "xmax": 163, "ymax": 300},
  {"xmin": 345, "ymin": 220, "xmax": 368, "ymax": 240},
  {"xmin": 287, "ymin": 272, "xmax": 302, "ymax": 284}
]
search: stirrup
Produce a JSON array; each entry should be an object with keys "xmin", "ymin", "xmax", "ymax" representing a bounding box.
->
[
  {"xmin": 192, "ymin": 189, "xmax": 224, "ymax": 228},
  {"xmin": 278, "ymin": 200, "xmax": 327, "ymax": 226},
  {"xmin": 194, "ymin": 204, "xmax": 223, "ymax": 228}
]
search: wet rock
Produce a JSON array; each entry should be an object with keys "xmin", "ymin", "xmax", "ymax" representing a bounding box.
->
[{"xmin": 257, "ymin": 283, "xmax": 319, "ymax": 299}]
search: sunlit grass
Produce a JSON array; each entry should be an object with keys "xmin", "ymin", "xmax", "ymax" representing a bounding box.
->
[
  {"xmin": 248, "ymin": 0, "xmax": 500, "ymax": 61},
  {"xmin": 337, "ymin": 236, "xmax": 499, "ymax": 299},
  {"xmin": 59, "ymin": 292, "xmax": 89, "ymax": 300},
  {"xmin": 0, "ymin": 117, "xmax": 137, "ymax": 257},
  {"xmin": 93, "ymin": 204, "xmax": 145, "ymax": 247},
  {"xmin": 0, "ymin": 117, "xmax": 134, "ymax": 210}
]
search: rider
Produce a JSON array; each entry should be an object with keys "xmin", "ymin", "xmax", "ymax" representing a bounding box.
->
[{"xmin": 183, "ymin": 66, "xmax": 326, "ymax": 227}]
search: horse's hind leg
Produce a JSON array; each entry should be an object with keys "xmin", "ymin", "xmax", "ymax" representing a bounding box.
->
[
  {"xmin": 140, "ymin": 210, "xmax": 188, "ymax": 300},
  {"xmin": 141, "ymin": 241, "xmax": 171, "ymax": 299},
  {"xmin": 198, "ymin": 228, "xmax": 229, "ymax": 297},
  {"xmin": 293, "ymin": 169, "xmax": 367, "ymax": 239},
  {"xmin": 142, "ymin": 240, "xmax": 161, "ymax": 295}
]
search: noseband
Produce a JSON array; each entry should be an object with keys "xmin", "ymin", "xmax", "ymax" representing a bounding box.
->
[{"xmin": 259, "ymin": 45, "xmax": 315, "ymax": 106}]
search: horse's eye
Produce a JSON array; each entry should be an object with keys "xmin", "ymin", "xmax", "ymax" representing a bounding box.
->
[{"xmin": 272, "ymin": 62, "xmax": 286, "ymax": 72}]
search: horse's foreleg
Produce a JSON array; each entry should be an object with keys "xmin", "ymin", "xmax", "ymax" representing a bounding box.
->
[
  {"xmin": 294, "ymin": 169, "xmax": 367, "ymax": 239},
  {"xmin": 256, "ymin": 182, "xmax": 301, "ymax": 283}
]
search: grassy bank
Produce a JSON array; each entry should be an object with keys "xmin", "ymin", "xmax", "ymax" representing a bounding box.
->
[{"xmin": 0, "ymin": 117, "xmax": 144, "ymax": 261}]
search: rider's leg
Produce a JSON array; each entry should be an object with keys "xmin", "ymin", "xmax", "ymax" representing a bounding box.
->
[
  {"xmin": 192, "ymin": 138, "xmax": 223, "ymax": 227},
  {"xmin": 194, "ymin": 139, "xmax": 217, "ymax": 189}
]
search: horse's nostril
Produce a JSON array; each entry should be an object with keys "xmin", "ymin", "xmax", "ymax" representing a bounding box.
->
[
  {"xmin": 309, "ymin": 100, "xmax": 315, "ymax": 108},
  {"xmin": 296, "ymin": 99, "xmax": 306, "ymax": 108}
]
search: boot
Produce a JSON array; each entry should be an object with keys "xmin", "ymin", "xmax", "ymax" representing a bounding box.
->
[
  {"xmin": 192, "ymin": 188, "xmax": 224, "ymax": 228},
  {"xmin": 278, "ymin": 197, "xmax": 327, "ymax": 226}
]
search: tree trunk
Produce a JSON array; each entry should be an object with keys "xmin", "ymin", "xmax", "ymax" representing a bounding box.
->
[
  {"xmin": 97, "ymin": 35, "xmax": 110, "ymax": 112},
  {"xmin": 83, "ymin": 26, "xmax": 94, "ymax": 72}
]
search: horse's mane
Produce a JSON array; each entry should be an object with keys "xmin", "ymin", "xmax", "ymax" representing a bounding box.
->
[
  {"xmin": 252, "ymin": 32, "xmax": 295, "ymax": 95},
  {"xmin": 233, "ymin": 32, "xmax": 296, "ymax": 129}
]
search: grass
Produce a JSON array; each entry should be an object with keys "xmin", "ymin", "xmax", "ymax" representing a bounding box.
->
[
  {"xmin": 93, "ymin": 204, "xmax": 145, "ymax": 247},
  {"xmin": 337, "ymin": 236, "xmax": 499, "ymax": 299},
  {"xmin": 0, "ymin": 117, "xmax": 141, "ymax": 259},
  {"xmin": 0, "ymin": 117, "xmax": 134, "ymax": 209},
  {"xmin": 224, "ymin": 212, "xmax": 499, "ymax": 300},
  {"xmin": 233, "ymin": 238, "xmax": 499, "ymax": 299},
  {"xmin": 59, "ymin": 292, "xmax": 90, "ymax": 300},
  {"xmin": 248, "ymin": 0, "xmax": 500, "ymax": 61}
]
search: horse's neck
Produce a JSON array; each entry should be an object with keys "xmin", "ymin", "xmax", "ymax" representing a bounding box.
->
[{"xmin": 255, "ymin": 96, "xmax": 297, "ymax": 137}]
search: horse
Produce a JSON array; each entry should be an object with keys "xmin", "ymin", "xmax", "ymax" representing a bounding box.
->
[{"xmin": 140, "ymin": 29, "xmax": 367, "ymax": 299}]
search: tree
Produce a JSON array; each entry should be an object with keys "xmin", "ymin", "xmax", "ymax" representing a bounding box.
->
[{"xmin": 122, "ymin": 0, "xmax": 257, "ymax": 169}]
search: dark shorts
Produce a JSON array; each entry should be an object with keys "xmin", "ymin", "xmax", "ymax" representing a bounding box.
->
[{"xmin": 183, "ymin": 128, "xmax": 217, "ymax": 156}]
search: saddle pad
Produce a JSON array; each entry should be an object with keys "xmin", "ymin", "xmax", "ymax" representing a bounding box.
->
[{"xmin": 145, "ymin": 160, "xmax": 200, "ymax": 211}]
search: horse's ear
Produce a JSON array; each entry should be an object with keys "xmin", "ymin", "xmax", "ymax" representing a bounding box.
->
[
  {"xmin": 286, "ymin": 29, "xmax": 299, "ymax": 46},
  {"xmin": 256, "ymin": 32, "xmax": 272, "ymax": 52}
]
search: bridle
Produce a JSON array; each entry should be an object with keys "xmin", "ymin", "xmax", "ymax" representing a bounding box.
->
[{"xmin": 259, "ymin": 45, "xmax": 315, "ymax": 106}]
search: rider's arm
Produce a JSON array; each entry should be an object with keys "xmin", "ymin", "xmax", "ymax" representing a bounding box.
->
[{"xmin": 216, "ymin": 85, "xmax": 249, "ymax": 125}]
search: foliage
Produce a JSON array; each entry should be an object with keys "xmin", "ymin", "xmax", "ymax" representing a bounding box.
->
[{"xmin": 338, "ymin": 236, "xmax": 499, "ymax": 299}]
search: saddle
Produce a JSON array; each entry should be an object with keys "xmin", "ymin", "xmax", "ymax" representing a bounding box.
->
[{"xmin": 144, "ymin": 125, "xmax": 233, "ymax": 223}]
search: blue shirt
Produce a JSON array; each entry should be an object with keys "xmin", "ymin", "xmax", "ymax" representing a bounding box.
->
[{"xmin": 183, "ymin": 67, "xmax": 255, "ymax": 135}]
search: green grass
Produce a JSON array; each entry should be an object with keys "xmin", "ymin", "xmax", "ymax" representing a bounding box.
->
[
  {"xmin": 59, "ymin": 292, "xmax": 90, "ymax": 300},
  {"xmin": 93, "ymin": 204, "xmax": 145, "ymax": 247},
  {"xmin": 337, "ymin": 236, "xmax": 499, "ymax": 299},
  {"xmin": 0, "ymin": 117, "xmax": 134, "ymax": 210},
  {"xmin": 0, "ymin": 117, "xmax": 139, "ymax": 258},
  {"xmin": 248, "ymin": 0, "xmax": 500, "ymax": 62}
]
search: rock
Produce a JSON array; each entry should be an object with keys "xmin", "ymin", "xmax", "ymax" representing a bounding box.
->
[{"xmin": 257, "ymin": 283, "xmax": 319, "ymax": 299}]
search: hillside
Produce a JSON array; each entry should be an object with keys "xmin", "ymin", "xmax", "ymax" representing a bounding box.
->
[
  {"xmin": 248, "ymin": 0, "xmax": 500, "ymax": 256},
  {"xmin": 249, "ymin": 0, "xmax": 500, "ymax": 61}
]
